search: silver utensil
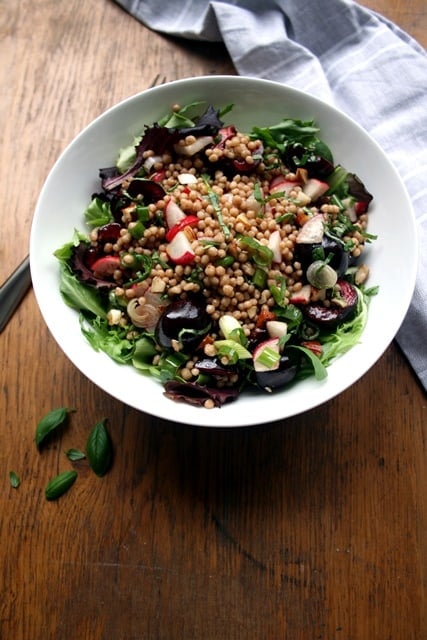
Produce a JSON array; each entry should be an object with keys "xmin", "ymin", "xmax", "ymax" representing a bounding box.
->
[{"xmin": 0, "ymin": 255, "xmax": 32, "ymax": 333}]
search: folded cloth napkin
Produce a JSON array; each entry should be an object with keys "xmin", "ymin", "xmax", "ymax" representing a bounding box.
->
[{"xmin": 116, "ymin": 0, "xmax": 427, "ymax": 390}]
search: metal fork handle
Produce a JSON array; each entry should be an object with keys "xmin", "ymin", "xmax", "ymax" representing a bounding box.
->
[{"xmin": 0, "ymin": 255, "xmax": 32, "ymax": 333}]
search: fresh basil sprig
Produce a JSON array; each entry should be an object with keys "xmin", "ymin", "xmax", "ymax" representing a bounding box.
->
[
  {"xmin": 86, "ymin": 419, "xmax": 113, "ymax": 477},
  {"xmin": 45, "ymin": 470, "xmax": 78, "ymax": 501},
  {"xmin": 35, "ymin": 407, "xmax": 73, "ymax": 449}
]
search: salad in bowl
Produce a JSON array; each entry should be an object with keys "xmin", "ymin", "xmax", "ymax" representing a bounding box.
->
[
  {"xmin": 30, "ymin": 77, "xmax": 416, "ymax": 427},
  {"xmin": 54, "ymin": 100, "xmax": 376, "ymax": 409}
]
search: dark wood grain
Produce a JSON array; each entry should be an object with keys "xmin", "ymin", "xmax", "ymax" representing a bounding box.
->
[{"xmin": 1, "ymin": 1, "xmax": 426, "ymax": 638}]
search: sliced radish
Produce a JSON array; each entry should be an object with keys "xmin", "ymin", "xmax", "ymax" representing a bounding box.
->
[
  {"xmin": 268, "ymin": 229, "xmax": 282, "ymax": 263},
  {"xmin": 289, "ymin": 284, "xmax": 312, "ymax": 305},
  {"xmin": 165, "ymin": 215, "xmax": 199, "ymax": 242},
  {"xmin": 296, "ymin": 214, "xmax": 325, "ymax": 244},
  {"xmin": 269, "ymin": 175, "xmax": 301, "ymax": 195},
  {"xmin": 149, "ymin": 169, "xmax": 166, "ymax": 183},
  {"xmin": 174, "ymin": 135, "xmax": 214, "ymax": 156},
  {"xmin": 178, "ymin": 172, "xmax": 198, "ymax": 185},
  {"xmin": 164, "ymin": 199, "xmax": 187, "ymax": 229},
  {"xmin": 166, "ymin": 230, "xmax": 196, "ymax": 265},
  {"xmin": 91, "ymin": 255, "xmax": 121, "ymax": 277},
  {"xmin": 253, "ymin": 337, "xmax": 281, "ymax": 372},
  {"xmin": 266, "ymin": 320, "xmax": 288, "ymax": 340},
  {"xmin": 302, "ymin": 178, "xmax": 329, "ymax": 201}
]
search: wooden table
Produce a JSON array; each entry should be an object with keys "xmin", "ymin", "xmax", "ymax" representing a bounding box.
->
[{"xmin": 1, "ymin": 1, "xmax": 426, "ymax": 638}]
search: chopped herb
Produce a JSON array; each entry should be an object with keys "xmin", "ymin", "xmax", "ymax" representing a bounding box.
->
[
  {"xmin": 202, "ymin": 174, "xmax": 231, "ymax": 237},
  {"xmin": 253, "ymin": 181, "xmax": 265, "ymax": 216},
  {"xmin": 269, "ymin": 274, "xmax": 287, "ymax": 308}
]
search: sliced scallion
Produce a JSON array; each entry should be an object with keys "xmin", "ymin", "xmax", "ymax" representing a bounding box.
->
[
  {"xmin": 255, "ymin": 346, "xmax": 281, "ymax": 370},
  {"xmin": 252, "ymin": 266, "xmax": 267, "ymax": 289},
  {"xmin": 218, "ymin": 315, "xmax": 246, "ymax": 345},
  {"xmin": 213, "ymin": 339, "xmax": 252, "ymax": 362},
  {"xmin": 239, "ymin": 236, "xmax": 274, "ymax": 268}
]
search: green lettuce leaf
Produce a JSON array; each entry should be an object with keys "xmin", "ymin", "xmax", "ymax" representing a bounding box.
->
[
  {"xmin": 84, "ymin": 197, "xmax": 113, "ymax": 228},
  {"xmin": 54, "ymin": 229, "xmax": 89, "ymax": 262},
  {"xmin": 79, "ymin": 315, "xmax": 134, "ymax": 363},
  {"xmin": 58, "ymin": 263, "xmax": 107, "ymax": 318}
]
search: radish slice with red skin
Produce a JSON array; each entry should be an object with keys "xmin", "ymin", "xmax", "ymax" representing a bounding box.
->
[
  {"xmin": 149, "ymin": 170, "xmax": 166, "ymax": 183},
  {"xmin": 164, "ymin": 200, "xmax": 187, "ymax": 229},
  {"xmin": 165, "ymin": 215, "xmax": 199, "ymax": 242},
  {"xmin": 166, "ymin": 230, "xmax": 196, "ymax": 265},
  {"xmin": 302, "ymin": 178, "xmax": 329, "ymax": 201},
  {"xmin": 91, "ymin": 255, "xmax": 121, "ymax": 277},
  {"xmin": 289, "ymin": 284, "xmax": 312, "ymax": 305},
  {"xmin": 269, "ymin": 175, "xmax": 301, "ymax": 195}
]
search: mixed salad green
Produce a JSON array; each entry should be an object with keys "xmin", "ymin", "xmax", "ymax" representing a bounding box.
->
[{"xmin": 55, "ymin": 102, "xmax": 378, "ymax": 408}]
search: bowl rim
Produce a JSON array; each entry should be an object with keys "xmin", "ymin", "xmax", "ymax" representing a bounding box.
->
[{"xmin": 29, "ymin": 75, "xmax": 418, "ymax": 427}]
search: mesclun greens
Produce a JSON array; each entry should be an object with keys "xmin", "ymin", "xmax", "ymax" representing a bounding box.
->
[{"xmin": 54, "ymin": 101, "xmax": 377, "ymax": 408}]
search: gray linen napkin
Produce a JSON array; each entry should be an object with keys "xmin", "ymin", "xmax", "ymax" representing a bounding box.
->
[{"xmin": 116, "ymin": 0, "xmax": 427, "ymax": 390}]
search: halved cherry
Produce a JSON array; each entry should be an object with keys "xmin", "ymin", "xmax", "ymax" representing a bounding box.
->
[
  {"xmin": 214, "ymin": 126, "xmax": 237, "ymax": 149},
  {"xmin": 303, "ymin": 280, "xmax": 358, "ymax": 328},
  {"xmin": 126, "ymin": 178, "xmax": 165, "ymax": 202},
  {"xmin": 97, "ymin": 222, "xmax": 122, "ymax": 244}
]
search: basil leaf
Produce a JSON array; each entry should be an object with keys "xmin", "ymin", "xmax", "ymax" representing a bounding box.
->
[
  {"xmin": 35, "ymin": 407, "xmax": 73, "ymax": 449},
  {"xmin": 86, "ymin": 419, "xmax": 112, "ymax": 477},
  {"xmin": 9, "ymin": 471, "xmax": 20, "ymax": 489},
  {"xmin": 45, "ymin": 470, "xmax": 78, "ymax": 501},
  {"xmin": 65, "ymin": 448, "xmax": 86, "ymax": 461}
]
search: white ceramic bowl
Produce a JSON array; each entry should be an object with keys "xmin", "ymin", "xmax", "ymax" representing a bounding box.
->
[{"xmin": 30, "ymin": 76, "xmax": 417, "ymax": 427}]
